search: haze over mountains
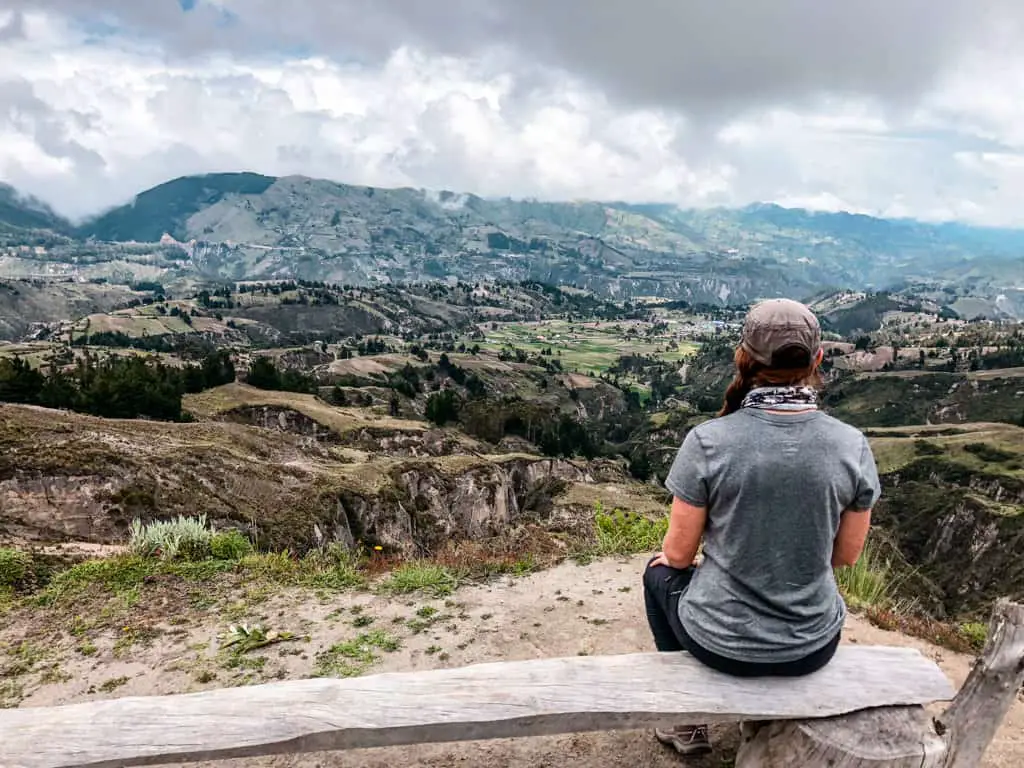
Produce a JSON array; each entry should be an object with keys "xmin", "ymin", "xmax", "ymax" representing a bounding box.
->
[{"xmin": 2, "ymin": 172, "xmax": 1023, "ymax": 313}]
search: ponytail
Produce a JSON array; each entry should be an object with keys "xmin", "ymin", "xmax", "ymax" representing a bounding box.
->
[
  {"xmin": 718, "ymin": 346, "xmax": 823, "ymax": 417},
  {"xmin": 719, "ymin": 350, "xmax": 756, "ymax": 417}
]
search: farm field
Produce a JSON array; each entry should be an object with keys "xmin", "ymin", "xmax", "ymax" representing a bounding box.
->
[{"xmin": 473, "ymin": 319, "xmax": 699, "ymax": 377}]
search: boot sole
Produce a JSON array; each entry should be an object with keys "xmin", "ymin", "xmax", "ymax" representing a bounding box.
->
[{"xmin": 655, "ymin": 732, "xmax": 713, "ymax": 756}]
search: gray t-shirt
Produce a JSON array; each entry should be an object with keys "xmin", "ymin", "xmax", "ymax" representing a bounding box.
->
[{"xmin": 665, "ymin": 408, "xmax": 881, "ymax": 664}]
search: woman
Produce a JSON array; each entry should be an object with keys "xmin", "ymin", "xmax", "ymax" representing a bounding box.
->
[{"xmin": 642, "ymin": 298, "xmax": 881, "ymax": 756}]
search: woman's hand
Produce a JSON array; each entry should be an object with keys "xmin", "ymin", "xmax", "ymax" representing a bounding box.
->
[{"xmin": 649, "ymin": 552, "xmax": 701, "ymax": 569}]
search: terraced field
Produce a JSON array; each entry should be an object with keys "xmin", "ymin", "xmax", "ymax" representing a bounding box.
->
[{"xmin": 475, "ymin": 319, "xmax": 698, "ymax": 376}]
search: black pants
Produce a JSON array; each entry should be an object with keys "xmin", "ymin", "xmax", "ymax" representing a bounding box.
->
[{"xmin": 642, "ymin": 558, "xmax": 840, "ymax": 677}]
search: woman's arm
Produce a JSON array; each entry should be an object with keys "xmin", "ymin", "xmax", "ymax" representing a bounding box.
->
[
  {"xmin": 651, "ymin": 496, "xmax": 707, "ymax": 569},
  {"xmin": 832, "ymin": 507, "xmax": 872, "ymax": 568}
]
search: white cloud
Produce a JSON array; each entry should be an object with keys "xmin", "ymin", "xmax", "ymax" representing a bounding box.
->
[{"xmin": 3, "ymin": 6, "xmax": 1024, "ymax": 226}]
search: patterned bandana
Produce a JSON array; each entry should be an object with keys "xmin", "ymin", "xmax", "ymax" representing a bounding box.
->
[{"xmin": 741, "ymin": 386, "xmax": 819, "ymax": 411}]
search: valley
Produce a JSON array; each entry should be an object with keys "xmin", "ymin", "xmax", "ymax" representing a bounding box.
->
[{"xmin": 1, "ymin": 185, "xmax": 1024, "ymax": 767}]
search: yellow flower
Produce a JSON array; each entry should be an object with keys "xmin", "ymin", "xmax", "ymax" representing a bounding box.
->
[{"xmin": 373, "ymin": 546, "xmax": 383, "ymax": 552}]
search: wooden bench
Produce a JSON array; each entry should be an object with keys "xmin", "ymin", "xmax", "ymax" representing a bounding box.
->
[{"xmin": 3, "ymin": 600, "xmax": 1021, "ymax": 768}]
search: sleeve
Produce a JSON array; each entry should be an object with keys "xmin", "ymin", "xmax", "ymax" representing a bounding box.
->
[
  {"xmin": 852, "ymin": 435, "xmax": 882, "ymax": 511},
  {"xmin": 664, "ymin": 429, "xmax": 709, "ymax": 507}
]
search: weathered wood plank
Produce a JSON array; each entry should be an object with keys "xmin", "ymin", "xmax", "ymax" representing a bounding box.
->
[{"xmin": 0, "ymin": 647, "xmax": 953, "ymax": 768}]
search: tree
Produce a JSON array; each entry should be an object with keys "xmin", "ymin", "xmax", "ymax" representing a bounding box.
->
[
  {"xmin": 425, "ymin": 389, "xmax": 461, "ymax": 426},
  {"xmin": 246, "ymin": 358, "xmax": 281, "ymax": 390},
  {"xmin": 0, "ymin": 358, "xmax": 43, "ymax": 404}
]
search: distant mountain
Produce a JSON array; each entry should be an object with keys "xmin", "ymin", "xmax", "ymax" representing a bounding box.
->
[
  {"xmin": 0, "ymin": 184, "xmax": 68, "ymax": 234},
  {"xmin": 80, "ymin": 172, "xmax": 276, "ymax": 242},
  {"xmin": 1, "ymin": 173, "xmax": 1022, "ymax": 307}
]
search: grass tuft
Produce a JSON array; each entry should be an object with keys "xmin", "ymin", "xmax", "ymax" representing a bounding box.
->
[
  {"xmin": 380, "ymin": 563, "xmax": 458, "ymax": 597},
  {"xmin": 835, "ymin": 541, "xmax": 897, "ymax": 610}
]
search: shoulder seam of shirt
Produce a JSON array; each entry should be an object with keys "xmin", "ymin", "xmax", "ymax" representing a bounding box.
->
[{"xmin": 691, "ymin": 425, "xmax": 710, "ymax": 484}]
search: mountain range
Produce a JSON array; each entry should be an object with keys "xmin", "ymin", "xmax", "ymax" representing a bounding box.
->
[{"xmin": 1, "ymin": 173, "xmax": 1023, "ymax": 312}]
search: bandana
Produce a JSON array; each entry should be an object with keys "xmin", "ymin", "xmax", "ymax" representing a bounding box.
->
[{"xmin": 741, "ymin": 385, "xmax": 818, "ymax": 411}]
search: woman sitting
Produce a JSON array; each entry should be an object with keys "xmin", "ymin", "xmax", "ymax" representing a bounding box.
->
[{"xmin": 642, "ymin": 298, "xmax": 881, "ymax": 756}]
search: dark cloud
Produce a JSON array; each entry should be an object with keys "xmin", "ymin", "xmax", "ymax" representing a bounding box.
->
[{"xmin": 7, "ymin": 0, "xmax": 1021, "ymax": 118}]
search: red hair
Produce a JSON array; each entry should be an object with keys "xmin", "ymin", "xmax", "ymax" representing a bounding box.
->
[{"xmin": 719, "ymin": 346, "xmax": 823, "ymax": 417}]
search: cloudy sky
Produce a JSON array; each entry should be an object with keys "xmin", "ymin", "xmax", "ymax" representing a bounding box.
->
[{"xmin": 3, "ymin": 1, "xmax": 1024, "ymax": 225}]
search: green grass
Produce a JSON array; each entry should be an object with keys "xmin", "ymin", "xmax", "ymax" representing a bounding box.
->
[
  {"xmin": 585, "ymin": 503, "xmax": 668, "ymax": 558},
  {"xmin": 0, "ymin": 548, "xmax": 33, "ymax": 590},
  {"xmin": 380, "ymin": 563, "xmax": 459, "ymax": 597},
  {"xmin": 37, "ymin": 556, "xmax": 236, "ymax": 606},
  {"xmin": 958, "ymin": 621, "xmax": 988, "ymax": 652},
  {"xmin": 37, "ymin": 546, "xmax": 365, "ymax": 611},
  {"xmin": 314, "ymin": 631, "xmax": 402, "ymax": 678},
  {"xmin": 477, "ymin": 320, "xmax": 696, "ymax": 377},
  {"xmin": 834, "ymin": 541, "xmax": 897, "ymax": 610},
  {"xmin": 211, "ymin": 530, "xmax": 254, "ymax": 560}
]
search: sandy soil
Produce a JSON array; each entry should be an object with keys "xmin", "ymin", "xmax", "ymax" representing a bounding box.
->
[{"xmin": 13, "ymin": 556, "xmax": 1024, "ymax": 767}]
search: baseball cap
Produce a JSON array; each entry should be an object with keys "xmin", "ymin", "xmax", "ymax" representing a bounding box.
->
[{"xmin": 740, "ymin": 298, "xmax": 822, "ymax": 367}]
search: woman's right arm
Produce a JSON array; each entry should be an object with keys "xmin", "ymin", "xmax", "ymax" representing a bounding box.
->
[
  {"xmin": 832, "ymin": 507, "xmax": 871, "ymax": 568},
  {"xmin": 834, "ymin": 437, "xmax": 881, "ymax": 568}
]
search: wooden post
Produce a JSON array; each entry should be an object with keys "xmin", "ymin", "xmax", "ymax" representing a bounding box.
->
[
  {"xmin": 936, "ymin": 599, "xmax": 1024, "ymax": 768},
  {"xmin": 736, "ymin": 600, "xmax": 1024, "ymax": 768}
]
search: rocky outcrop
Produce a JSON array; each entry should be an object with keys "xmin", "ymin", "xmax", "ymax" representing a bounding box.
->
[
  {"xmin": 218, "ymin": 405, "xmax": 342, "ymax": 445},
  {"xmin": 0, "ymin": 403, "xmax": 650, "ymax": 557},
  {"xmin": 267, "ymin": 457, "xmax": 594, "ymax": 556},
  {"xmin": 875, "ymin": 460, "xmax": 1024, "ymax": 618}
]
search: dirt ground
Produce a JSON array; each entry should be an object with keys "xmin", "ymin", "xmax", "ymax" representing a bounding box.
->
[{"xmin": 13, "ymin": 555, "xmax": 1024, "ymax": 768}]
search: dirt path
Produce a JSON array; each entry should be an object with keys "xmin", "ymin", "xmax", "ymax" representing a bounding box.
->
[{"xmin": 15, "ymin": 556, "xmax": 1023, "ymax": 767}]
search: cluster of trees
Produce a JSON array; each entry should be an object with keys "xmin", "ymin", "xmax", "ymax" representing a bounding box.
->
[
  {"xmin": 0, "ymin": 351, "xmax": 235, "ymax": 421},
  {"xmin": 245, "ymin": 358, "xmax": 318, "ymax": 394},
  {"xmin": 451, "ymin": 397, "xmax": 597, "ymax": 458}
]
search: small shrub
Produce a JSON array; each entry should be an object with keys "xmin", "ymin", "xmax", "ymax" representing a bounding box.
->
[
  {"xmin": 129, "ymin": 515, "xmax": 213, "ymax": 561},
  {"xmin": 381, "ymin": 563, "xmax": 458, "ymax": 597},
  {"xmin": 0, "ymin": 548, "xmax": 33, "ymax": 590},
  {"xmin": 590, "ymin": 504, "xmax": 668, "ymax": 557},
  {"xmin": 210, "ymin": 530, "xmax": 253, "ymax": 561},
  {"xmin": 959, "ymin": 621, "xmax": 988, "ymax": 652},
  {"xmin": 964, "ymin": 442, "xmax": 1016, "ymax": 463},
  {"xmin": 913, "ymin": 440, "xmax": 944, "ymax": 457}
]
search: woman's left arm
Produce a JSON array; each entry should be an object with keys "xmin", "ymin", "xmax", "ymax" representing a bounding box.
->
[{"xmin": 651, "ymin": 496, "xmax": 707, "ymax": 569}]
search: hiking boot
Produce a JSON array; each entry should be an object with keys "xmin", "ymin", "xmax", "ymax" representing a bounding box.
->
[{"xmin": 654, "ymin": 724, "xmax": 712, "ymax": 755}]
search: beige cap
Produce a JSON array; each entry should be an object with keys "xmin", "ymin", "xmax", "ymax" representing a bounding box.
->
[{"xmin": 740, "ymin": 298, "xmax": 821, "ymax": 367}]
